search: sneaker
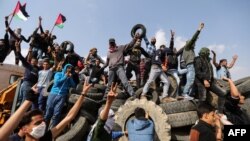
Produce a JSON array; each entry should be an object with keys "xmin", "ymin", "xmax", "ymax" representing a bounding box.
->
[{"xmin": 182, "ymin": 94, "xmax": 194, "ymax": 100}]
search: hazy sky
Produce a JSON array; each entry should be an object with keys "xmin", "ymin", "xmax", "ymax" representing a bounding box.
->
[{"xmin": 1, "ymin": 0, "xmax": 250, "ymax": 80}]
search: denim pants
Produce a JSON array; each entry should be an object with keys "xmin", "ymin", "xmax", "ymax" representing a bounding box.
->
[
  {"xmin": 44, "ymin": 94, "xmax": 67, "ymax": 127},
  {"xmin": 32, "ymin": 47, "xmax": 43, "ymax": 59},
  {"xmin": 183, "ymin": 64, "xmax": 195, "ymax": 95},
  {"xmin": 19, "ymin": 81, "xmax": 33, "ymax": 104},
  {"xmin": 167, "ymin": 68, "xmax": 187, "ymax": 96},
  {"xmin": 142, "ymin": 65, "xmax": 169, "ymax": 98},
  {"xmin": 38, "ymin": 87, "xmax": 47, "ymax": 112},
  {"xmin": 105, "ymin": 66, "xmax": 134, "ymax": 96},
  {"xmin": 196, "ymin": 80, "xmax": 227, "ymax": 113}
]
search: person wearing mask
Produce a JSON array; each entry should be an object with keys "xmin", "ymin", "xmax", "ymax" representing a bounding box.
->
[
  {"xmin": 143, "ymin": 36, "xmax": 156, "ymax": 83},
  {"xmin": 181, "ymin": 23, "xmax": 204, "ymax": 100},
  {"xmin": 44, "ymin": 64, "xmax": 76, "ymax": 128},
  {"xmin": 0, "ymin": 80, "xmax": 92, "ymax": 141},
  {"xmin": 127, "ymin": 107, "xmax": 154, "ymax": 141},
  {"xmin": 125, "ymin": 39, "xmax": 150, "ymax": 88},
  {"xmin": 194, "ymin": 47, "xmax": 227, "ymax": 114},
  {"xmin": 102, "ymin": 34, "xmax": 140, "ymax": 99}
]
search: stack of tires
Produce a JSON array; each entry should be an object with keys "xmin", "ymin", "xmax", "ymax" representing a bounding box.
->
[{"xmin": 160, "ymin": 100, "xmax": 198, "ymax": 141}]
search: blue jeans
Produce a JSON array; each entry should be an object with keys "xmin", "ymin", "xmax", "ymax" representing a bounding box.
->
[
  {"xmin": 32, "ymin": 47, "xmax": 43, "ymax": 59},
  {"xmin": 44, "ymin": 94, "xmax": 67, "ymax": 127},
  {"xmin": 38, "ymin": 87, "xmax": 47, "ymax": 112},
  {"xmin": 105, "ymin": 66, "xmax": 134, "ymax": 96},
  {"xmin": 183, "ymin": 64, "xmax": 195, "ymax": 95},
  {"xmin": 19, "ymin": 81, "xmax": 33, "ymax": 104},
  {"xmin": 142, "ymin": 65, "xmax": 169, "ymax": 98},
  {"xmin": 168, "ymin": 68, "xmax": 187, "ymax": 96}
]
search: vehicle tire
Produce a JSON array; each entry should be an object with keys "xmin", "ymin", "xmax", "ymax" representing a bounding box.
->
[
  {"xmin": 241, "ymin": 97, "xmax": 250, "ymax": 118},
  {"xmin": 131, "ymin": 24, "xmax": 146, "ymax": 39},
  {"xmin": 160, "ymin": 100, "xmax": 197, "ymax": 114},
  {"xmin": 56, "ymin": 116, "xmax": 89, "ymax": 141},
  {"xmin": 135, "ymin": 87, "xmax": 159, "ymax": 103},
  {"xmin": 167, "ymin": 111, "xmax": 198, "ymax": 128},
  {"xmin": 111, "ymin": 99, "xmax": 126, "ymax": 112},
  {"xmin": 115, "ymin": 99, "xmax": 171, "ymax": 141},
  {"xmin": 68, "ymin": 94, "xmax": 102, "ymax": 124},
  {"xmin": 116, "ymin": 91, "xmax": 130, "ymax": 100}
]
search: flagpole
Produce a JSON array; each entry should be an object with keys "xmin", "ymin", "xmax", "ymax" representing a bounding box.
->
[
  {"xmin": 50, "ymin": 24, "xmax": 56, "ymax": 35},
  {"xmin": 8, "ymin": 13, "xmax": 15, "ymax": 26}
]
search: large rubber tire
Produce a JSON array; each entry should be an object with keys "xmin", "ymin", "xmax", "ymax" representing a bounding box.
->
[
  {"xmin": 111, "ymin": 99, "xmax": 126, "ymax": 112},
  {"xmin": 56, "ymin": 116, "xmax": 89, "ymax": 141},
  {"xmin": 68, "ymin": 94, "xmax": 102, "ymax": 123},
  {"xmin": 241, "ymin": 97, "xmax": 250, "ymax": 118},
  {"xmin": 160, "ymin": 100, "xmax": 197, "ymax": 114},
  {"xmin": 116, "ymin": 91, "xmax": 130, "ymax": 100},
  {"xmin": 135, "ymin": 87, "xmax": 159, "ymax": 103},
  {"xmin": 115, "ymin": 99, "xmax": 171, "ymax": 141},
  {"xmin": 167, "ymin": 111, "xmax": 198, "ymax": 128},
  {"xmin": 131, "ymin": 24, "xmax": 146, "ymax": 39}
]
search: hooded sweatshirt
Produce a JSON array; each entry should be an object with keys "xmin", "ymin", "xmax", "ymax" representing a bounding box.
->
[
  {"xmin": 50, "ymin": 64, "xmax": 76, "ymax": 95},
  {"xmin": 127, "ymin": 118, "xmax": 154, "ymax": 141}
]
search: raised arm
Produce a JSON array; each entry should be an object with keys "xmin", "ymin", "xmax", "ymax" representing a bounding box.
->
[
  {"xmin": 185, "ymin": 23, "xmax": 204, "ymax": 50},
  {"xmin": 227, "ymin": 55, "xmax": 238, "ymax": 69},
  {"xmin": 123, "ymin": 33, "xmax": 140, "ymax": 52},
  {"xmin": 15, "ymin": 41, "xmax": 33, "ymax": 69},
  {"xmin": 169, "ymin": 30, "xmax": 175, "ymax": 50},
  {"xmin": 51, "ymin": 81, "xmax": 92, "ymax": 138},
  {"xmin": 211, "ymin": 50, "xmax": 220, "ymax": 68},
  {"xmin": 0, "ymin": 86, "xmax": 38, "ymax": 141},
  {"xmin": 100, "ymin": 83, "xmax": 117, "ymax": 120}
]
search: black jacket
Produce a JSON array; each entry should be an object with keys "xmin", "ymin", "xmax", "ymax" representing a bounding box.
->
[{"xmin": 194, "ymin": 56, "xmax": 214, "ymax": 83}]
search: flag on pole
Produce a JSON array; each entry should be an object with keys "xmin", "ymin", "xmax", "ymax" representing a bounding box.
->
[
  {"xmin": 55, "ymin": 13, "xmax": 66, "ymax": 28},
  {"xmin": 13, "ymin": 1, "xmax": 29, "ymax": 21}
]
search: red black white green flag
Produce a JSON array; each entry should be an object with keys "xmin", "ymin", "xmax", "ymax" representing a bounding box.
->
[
  {"xmin": 13, "ymin": 1, "xmax": 29, "ymax": 21},
  {"xmin": 55, "ymin": 13, "xmax": 66, "ymax": 28}
]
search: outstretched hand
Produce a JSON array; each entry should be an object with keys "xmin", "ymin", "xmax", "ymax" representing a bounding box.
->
[
  {"xmin": 198, "ymin": 22, "xmax": 205, "ymax": 31},
  {"xmin": 107, "ymin": 82, "xmax": 118, "ymax": 103},
  {"xmin": 170, "ymin": 30, "xmax": 175, "ymax": 37},
  {"xmin": 81, "ymin": 80, "xmax": 93, "ymax": 95},
  {"xmin": 232, "ymin": 55, "xmax": 238, "ymax": 60}
]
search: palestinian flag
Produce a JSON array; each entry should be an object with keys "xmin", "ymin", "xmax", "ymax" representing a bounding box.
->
[
  {"xmin": 13, "ymin": 1, "xmax": 29, "ymax": 21},
  {"xmin": 55, "ymin": 14, "xmax": 66, "ymax": 28}
]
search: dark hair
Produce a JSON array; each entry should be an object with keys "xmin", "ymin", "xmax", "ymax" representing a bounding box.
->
[
  {"xmin": 197, "ymin": 103, "xmax": 215, "ymax": 118},
  {"xmin": 19, "ymin": 110, "xmax": 43, "ymax": 127},
  {"xmin": 219, "ymin": 59, "xmax": 227, "ymax": 64},
  {"xmin": 134, "ymin": 107, "xmax": 146, "ymax": 118}
]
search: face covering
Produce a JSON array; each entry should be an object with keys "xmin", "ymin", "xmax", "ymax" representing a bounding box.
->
[
  {"xmin": 199, "ymin": 47, "xmax": 210, "ymax": 60},
  {"xmin": 30, "ymin": 122, "xmax": 46, "ymax": 139},
  {"xmin": 109, "ymin": 47, "xmax": 117, "ymax": 53}
]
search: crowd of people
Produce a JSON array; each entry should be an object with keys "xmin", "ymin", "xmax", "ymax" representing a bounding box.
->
[{"xmin": 0, "ymin": 13, "xmax": 249, "ymax": 141}]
